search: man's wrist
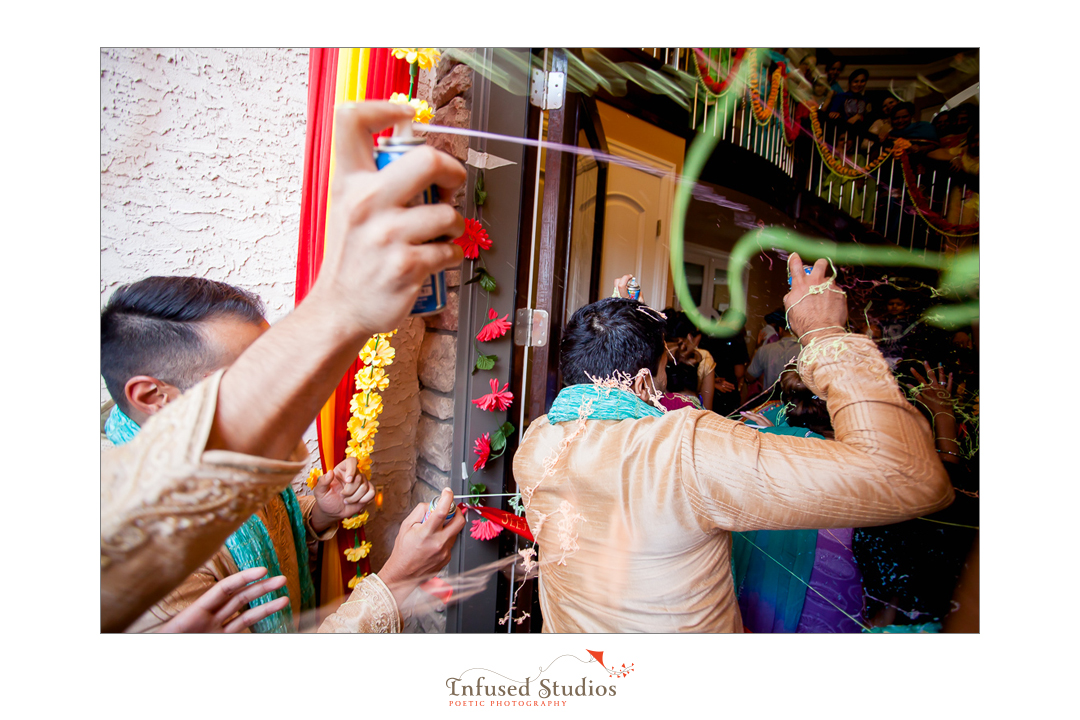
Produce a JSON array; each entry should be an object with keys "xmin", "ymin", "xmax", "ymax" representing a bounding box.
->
[
  {"xmin": 309, "ymin": 503, "xmax": 335, "ymax": 534},
  {"xmin": 300, "ymin": 282, "xmax": 376, "ymax": 348},
  {"xmin": 377, "ymin": 562, "xmax": 422, "ymax": 609},
  {"xmin": 797, "ymin": 327, "xmax": 848, "ymax": 347}
]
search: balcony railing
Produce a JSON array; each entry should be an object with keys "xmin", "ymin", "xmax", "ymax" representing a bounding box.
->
[{"xmin": 640, "ymin": 48, "xmax": 979, "ymax": 250}]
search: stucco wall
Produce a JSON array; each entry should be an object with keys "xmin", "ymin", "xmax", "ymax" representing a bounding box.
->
[
  {"xmin": 100, "ymin": 47, "xmax": 309, "ymax": 328},
  {"xmin": 100, "ymin": 46, "xmax": 314, "ymax": 457}
]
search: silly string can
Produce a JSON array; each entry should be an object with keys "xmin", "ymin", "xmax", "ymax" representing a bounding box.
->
[
  {"xmin": 422, "ymin": 497, "xmax": 457, "ymax": 526},
  {"xmin": 374, "ymin": 135, "xmax": 449, "ymax": 316},
  {"xmin": 787, "ymin": 266, "xmax": 814, "ymax": 286}
]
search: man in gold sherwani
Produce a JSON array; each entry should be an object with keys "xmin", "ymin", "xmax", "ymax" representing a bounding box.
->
[
  {"xmin": 102, "ymin": 275, "xmax": 444, "ymax": 633},
  {"xmin": 513, "ymin": 257, "xmax": 954, "ymax": 632},
  {"xmin": 101, "ymin": 102, "xmax": 468, "ymax": 632}
]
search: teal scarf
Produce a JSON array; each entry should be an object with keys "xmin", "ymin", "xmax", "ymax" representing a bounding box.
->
[
  {"xmin": 107, "ymin": 404, "xmax": 315, "ymax": 632},
  {"xmin": 104, "ymin": 405, "xmax": 141, "ymax": 446},
  {"xmin": 548, "ymin": 384, "xmax": 664, "ymax": 424}
]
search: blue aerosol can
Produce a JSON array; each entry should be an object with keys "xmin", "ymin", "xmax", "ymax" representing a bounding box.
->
[
  {"xmin": 374, "ymin": 125, "xmax": 449, "ymax": 316},
  {"xmin": 422, "ymin": 497, "xmax": 458, "ymax": 526}
]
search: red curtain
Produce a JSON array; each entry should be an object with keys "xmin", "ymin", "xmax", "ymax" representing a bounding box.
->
[{"xmin": 294, "ymin": 48, "xmax": 413, "ymax": 591}]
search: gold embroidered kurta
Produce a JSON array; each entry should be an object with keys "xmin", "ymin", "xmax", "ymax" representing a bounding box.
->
[
  {"xmin": 102, "ymin": 370, "xmax": 401, "ymax": 633},
  {"xmin": 513, "ymin": 334, "xmax": 953, "ymax": 633}
]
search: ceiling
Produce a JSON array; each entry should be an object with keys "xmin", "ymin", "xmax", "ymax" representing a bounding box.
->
[{"xmin": 817, "ymin": 48, "xmax": 977, "ymax": 67}]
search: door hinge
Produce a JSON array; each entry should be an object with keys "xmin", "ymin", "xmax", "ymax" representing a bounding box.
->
[
  {"xmin": 530, "ymin": 69, "xmax": 565, "ymax": 110},
  {"xmin": 514, "ymin": 308, "xmax": 549, "ymax": 347}
]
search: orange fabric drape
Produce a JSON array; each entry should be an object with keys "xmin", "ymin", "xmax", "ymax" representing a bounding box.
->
[{"xmin": 294, "ymin": 48, "xmax": 413, "ymax": 596}]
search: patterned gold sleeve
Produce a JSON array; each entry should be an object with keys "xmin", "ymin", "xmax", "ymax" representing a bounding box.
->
[
  {"xmin": 101, "ymin": 370, "xmax": 306, "ymax": 633},
  {"xmin": 317, "ymin": 574, "xmax": 402, "ymax": 633},
  {"xmin": 684, "ymin": 332, "xmax": 953, "ymax": 532}
]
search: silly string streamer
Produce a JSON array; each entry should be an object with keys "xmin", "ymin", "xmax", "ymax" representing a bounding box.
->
[{"xmin": 670, "ymin": 125, "xmax": 980, "ymax": 339}]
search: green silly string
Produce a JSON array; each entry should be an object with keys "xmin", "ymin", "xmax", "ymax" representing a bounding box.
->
[{"xmin": 670, "ymin": 128, "xmax": 979, "ymax": 338}]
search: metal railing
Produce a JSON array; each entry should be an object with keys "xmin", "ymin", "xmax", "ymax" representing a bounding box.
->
[
  {"xmin": 641, "ymin": 47, "xmax": 978, "ymax": 251},
  {"xmin": 803, "ymin": 123, "xmax": 978, "ymax": 252}
]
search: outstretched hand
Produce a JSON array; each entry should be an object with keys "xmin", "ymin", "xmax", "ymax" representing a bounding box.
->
[
  {"xmin": 156, "ymin": 567, "xmax": 289, "ymax": 633},
  {"xmin": 740, "ymin": 410, "xmax": 773, "ymax": 428},
  {"xmin": 908, "ymin": 361, "xmax": 955, "ymax": 417},
  {"xmin": 783, "ymin": 252, "xmax": 848, "ymax": 345},
  {"xmin": 377, "ymin": 488, "xmax": 466, "ymax": 610}
]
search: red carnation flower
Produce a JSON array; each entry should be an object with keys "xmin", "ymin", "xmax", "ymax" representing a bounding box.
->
[
  {"xmin": 453, "ymin": 218, "xmax": 492, "ymax": 260},
  {"xmin": 470, "ymin": 518, "xmax": 504, "ymax": 541},
  {"xmin": 476, "ymin": 308, "xmax": 511, "ymax": 342},
  {"xmin": 473, "ymin": 432, "xmax": 491, "ymax": 472},
  {"xmin": 472, "ymin": 378, "xmax": 514, "ymax": 412}
]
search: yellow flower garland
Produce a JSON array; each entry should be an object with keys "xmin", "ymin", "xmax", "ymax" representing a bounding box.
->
[
  {"xmin": 391, "ymin": 48, "xmax": 441, "ymax": 70},
  {"xmin": 388, "ymin": 93, "xmax": 434, "ymax": 124},
  {"xmin": 342, "ymin": 330, "xmax": 397, "ymax": 574},
  {"xmin": 747, "ymin": 50, "xmax": 786, "ymax": 126},
  {"xmin": 807, "ymin": 106, "xmax": 894, "ymax": 178},
  {"xmin": 744, "ymin": 48, "xmax": 798, "ymax": 148},
  {"xmin": 342, "ymin": 511, "xmax": 369, "ymax": 530}
]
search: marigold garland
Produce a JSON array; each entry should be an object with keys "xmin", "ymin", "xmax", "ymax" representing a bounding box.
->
[
  {"xmin": 718, "ymin": 48, "xmax": 801, "ymax": 145},
  {"xmin": 747, "ymin": 51, "xmax": 785, "ymax": 126},
  {"xmin": 391, "ymin": 48, "xmax": 441, "ymax": 70},
  {"xmin": 344, "ymin": 542, "xmax": 372, "ymax": 562},
  {"xmin": 892, "ymin": 140, "xmax": 980, "ymax": 237},
  {"xmin": 807, "ymin": 106, "xmax": 894, "ymax": 178},
  {"xmin": 342, "ymin": 330, "xmax": 397, "ymax": 584},
  {"xmin": 342, "ymin": 511, "xmax": 369, "ymax": 530},
  {"xmin": 388, "ymin": 92, "xmax": 434, "ymax": 124},
  {"xmin": 691, "ymin": 48, "xmax": 746, "ymax": 97}
]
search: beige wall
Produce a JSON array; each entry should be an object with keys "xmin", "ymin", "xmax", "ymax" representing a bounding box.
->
[{"xmin": 595, "ymin": 100, "xmax": 685, "ymax": 174}]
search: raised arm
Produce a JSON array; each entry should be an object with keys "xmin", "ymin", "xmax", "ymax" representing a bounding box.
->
[
  {"xmin": 101, "ymin": 102, "xmax": 466, "ymax": 632},
  {"xmin": 682, "ymin": 253, "xmax": 952, "ymax": 531},
  {"xmin": 207, "ymin": 102, "xmax": 465, "ymax": 460}
]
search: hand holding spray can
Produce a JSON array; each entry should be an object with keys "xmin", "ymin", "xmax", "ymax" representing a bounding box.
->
[
  {"xmin": 422, "ymin": 495, "xmax": 458, "ymax": 526},
  {"xmin": 374, "ymin": 122, "xmax": 450, "ymax": 316},
  {"xmin": 788, "ymin": 266, "xmax": 814, "ymax": 286}
]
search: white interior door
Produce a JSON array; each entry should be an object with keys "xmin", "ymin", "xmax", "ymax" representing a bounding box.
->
[
  {"xmin": 598, "ymin": 140, "xmax": 674, "ymax": 310},
  {"xmin": 565, "ymin": 154, "xmax": 599, "ymax": 324}
]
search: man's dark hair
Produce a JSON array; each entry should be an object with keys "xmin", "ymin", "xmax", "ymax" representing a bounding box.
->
[
  {"xmin": 101, "ymin": 276, "xmax": 265, "ymax": 414},
  {"xmin": 765, "ymin": 309, "xmax": 788, "ymax": 331},
  {"xmin": 560, "ymin": 298, "xmax": 666, "ymax": 386},
  {"xmin": 849, "ymin": 68, "xmax": 869, "ymax": 83}
]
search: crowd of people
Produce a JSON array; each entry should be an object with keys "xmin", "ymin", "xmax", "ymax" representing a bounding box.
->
[
  {"xmin": 784, "ymin": 54, "xmax": 980, "ymax": 235},
  {"xmin": 100, "ymin": 100, "xmax": 974, "ymax": 634},
  {"xmin": 645, "ymin": 279, "xmax": 978, "ymax": 632}
]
